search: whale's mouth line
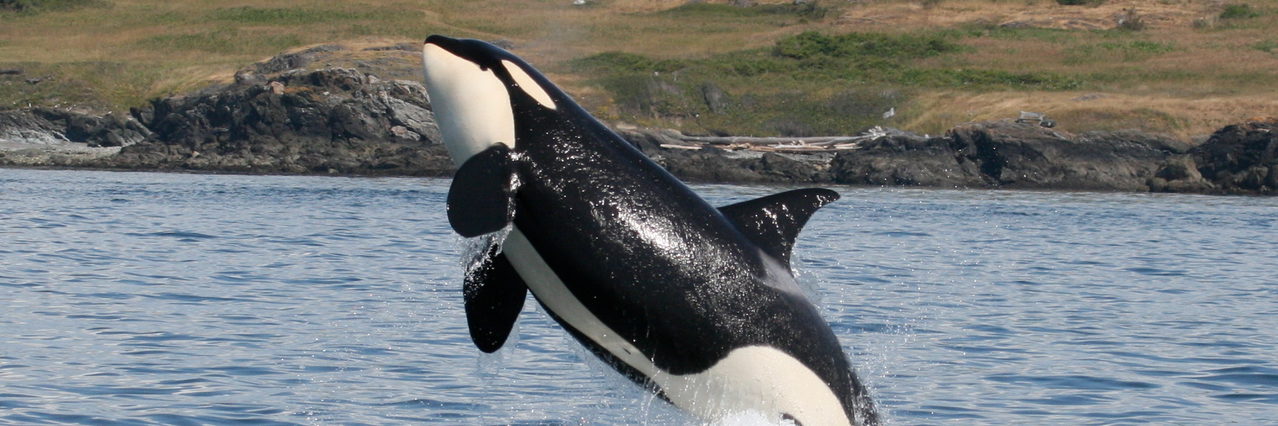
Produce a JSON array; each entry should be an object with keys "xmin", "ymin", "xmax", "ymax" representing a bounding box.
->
[{"xmin": 423, "ymin": 35, "xmax": 463, "ymax": 55}]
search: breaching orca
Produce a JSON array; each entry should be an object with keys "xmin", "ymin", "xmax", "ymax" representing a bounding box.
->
[{"xmin": 422, "ymin": 35, "xmax": 879, "ymax": 425}]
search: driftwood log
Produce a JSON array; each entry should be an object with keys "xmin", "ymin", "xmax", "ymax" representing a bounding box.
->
[{"xmin": 657, "ymin": 128, "xmax": 894, "ymax": 152}]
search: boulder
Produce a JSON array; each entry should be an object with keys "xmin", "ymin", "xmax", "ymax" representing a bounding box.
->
[{"xmin": 1190, "ymin": 119, "xmax": 1278, "ymax": 194}]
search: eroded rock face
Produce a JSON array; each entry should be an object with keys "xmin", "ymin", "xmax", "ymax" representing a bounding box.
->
[
  {"xmin": 0, "ymin": 108, "xmax": 149, "ymax": 147},
  {"xmin": 829, "ymin": 131, "xmax": 986, "ymax": 187},
  {"xmin": 945, "ymin": 120, "xmax": 1178, "ymax": 192},
  {"xmin": 1190, "ymin": 120, "xmax": 1278, "ymax": 195},
  {"xmin": 112, "ymin": 67, "xmax": 450, "ymax": 176}
]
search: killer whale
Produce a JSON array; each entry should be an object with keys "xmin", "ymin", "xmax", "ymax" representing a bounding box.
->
[{"xmin": 422, "ymin": 35, "xmax": 879, "ymax": 425}]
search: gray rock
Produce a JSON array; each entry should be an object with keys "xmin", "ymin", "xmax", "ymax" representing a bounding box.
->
[
  {"xmin": 254, "ymin": 44, "xmax": 345, "ymax": 75},
  {"xmin": 111, "ymin": 66, "xmax": 450, "ymax": 176},
  {"xmin": 947, "ymin": 120, "xmax": 1171, "ymax": 191},
  {"xmin": 1191, "ymin": 120, "xmax": 1278, "ymax": 194},
  {"xmin": 830, "ymin": 131, "xmax": 987, "ymax": 187},
  {"xmin": 363, "ymin": 43, "xmax": 418, "ymax": 52},
  {"xmin": 701, "ymin": 83, "xmax": 730, "ymax": 114}
]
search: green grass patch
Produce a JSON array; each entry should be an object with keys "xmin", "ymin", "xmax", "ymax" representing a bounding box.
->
[
  {"xmin": 136, "ymin": 29, "xmax": 304, "ymax": 55},
  {"xmin": 966, "ymin": 24, "xmax": 1078, "ymax": 43},
  {"xmin": 773, "ymin": 30, "xmax": 964, "ymax": 59},
  {"xmin": 575, "ymin": 29, "xmax": 1087, "ymax": 135},
  {"xmin": 569, "ymin": 51, "xmax": 686, "ymax": 74},
  {"xmin": 0, "ymin": 0, "xmax": 106, "ymax": 14},
  {"xmin": 1253, "ymin": 39, "xmax": 1278, "ymax": 54},
  {"xmin": 1065, "ymin": 40, "xmax": 1176, "ymax": 63},
  {"xmin": 898, "ymin": 68, "xmax": 1083, "ymax": 90},
  {"xmin": 657, "ymin": 2, "xmax": 829, "ymax": 20},
  {"xmin": 1220, "ymin": 3, "xmax": 1261, "ymax": 19},
  {"xmin": 207, "ymin": 6, "xmax": 394, "ymax": 25}
]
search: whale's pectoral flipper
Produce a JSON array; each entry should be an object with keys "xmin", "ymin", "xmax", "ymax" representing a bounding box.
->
[
  {"xmin": 718, "ymin": 188, "xmax": 840, "ymax": 267},
  {"xmin": 448, "ymin": 144, "xmax": 516, "ymax": 238},
  {"xmin": 464, "ymin": 244, "xmax": 528, "ymax": 353}
]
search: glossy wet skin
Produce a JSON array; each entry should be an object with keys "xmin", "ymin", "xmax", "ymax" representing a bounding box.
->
[{"xmin": 422, "ymin": 35, "xmax": 878, "ymax": 425}]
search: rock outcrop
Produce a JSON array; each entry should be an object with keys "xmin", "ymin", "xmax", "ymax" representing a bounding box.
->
[
  {"xmin": 624, "ymin": 121, "xmax": 1196, "ymax": 193},
  {"xmin": 944, "ymin": 120, "xmax": 1183, "ymax": 191},
  {"xmin": 109, "ymin": 66, "xmax": 451, "ymax": 175},
  {"xmin": 829, "ymin": 130, "xmax": 986, "ymax": 187},
  {"xmin": 1187, "ymin": 119, "xmax": 1278, "ymax": 194},
  {"xmin": 0, "ymin": 107, "xmax": 149, "ymax": 147}
]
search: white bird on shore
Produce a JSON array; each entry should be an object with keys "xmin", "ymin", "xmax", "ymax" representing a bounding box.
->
[{"xmin": 882, "ymin": 107, "xmax": 895, "ymax": 119}]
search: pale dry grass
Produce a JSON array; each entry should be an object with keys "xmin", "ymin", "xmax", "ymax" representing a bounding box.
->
[
  {"xmin": 836, "ymin": 0, "xmax": 1222, "ymax": 31},
  {"xmin": 905, "ymin": 90, "xmax": 1278, "ymax": 139}
]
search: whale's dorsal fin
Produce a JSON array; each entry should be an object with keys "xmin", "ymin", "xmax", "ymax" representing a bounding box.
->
[
  {"xmin": 465, "ymin": 245, "xmax": 528, "ymax": 353},
  {"xmin": 719, "ymin": 188, "xmax": 840, "ymax": 268},
  {"xmin": 448, "ymin": 144, "xmax": 516, "ymax": 238}
]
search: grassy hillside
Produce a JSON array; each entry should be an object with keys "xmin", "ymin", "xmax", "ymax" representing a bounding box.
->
[{"xmin": 2, "ymin": 0, "xmax": 1276, "ymax": 139}]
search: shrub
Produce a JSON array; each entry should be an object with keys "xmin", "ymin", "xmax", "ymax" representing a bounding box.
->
[
  {"xmin": 1220, "ymin": 4, "xmax": 1260, "ymax": 19},
  {"xmin": 773, "ymin": 31, "xmax": 962, "ymax": 60},
  {"xmin": 207, "ymin": 7, "xmax": 391, "ymax": 25},
  {"xmin": 1253, "ymin": 39, "xmax": 1278, "ymax": 54},
  {"xmin": 1, "ymin": 0, "xmax": 103, "ymax": 13},
  {"xmin": 661, "ymin": 1, "xmax": 828, "ymax": 19},
  {"xmin": 136, "ymin": 29, "xmax": 303, "ymax": 55},
  {"xmin": 570, "ymin": 52, "xmax": 684, "ymax": 73},
  {"xmin": 1065, "ymin": 40, "xmax": 1175, "ymax": 63}
]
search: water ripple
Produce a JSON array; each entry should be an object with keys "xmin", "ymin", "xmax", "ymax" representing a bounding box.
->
[{"xmin": 4, "ymin": 170, "xmax": 1278, "ymax": 424}]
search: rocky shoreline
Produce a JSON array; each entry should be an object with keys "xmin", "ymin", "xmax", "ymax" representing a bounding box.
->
[
  {"xmin": 621, "ymin": 118, "xmax": 1277, "ymax": 195},
  {"xmin": 2, "ymin": 45, "xmax": 1275, "ymax": 196}
]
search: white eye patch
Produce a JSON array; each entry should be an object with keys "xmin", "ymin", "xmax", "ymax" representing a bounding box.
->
[{"xmin": 501, "ymin": 60, "xmax": 557, "ymax": 110}]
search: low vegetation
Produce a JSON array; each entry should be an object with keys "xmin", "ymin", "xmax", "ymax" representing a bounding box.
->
[
  {"xmin": 1219, "ymin": 3, "xmax": 1261, "ymax": 20},
  {"xmin": 0, "ymin": 0, "xmax": 105, "ymax": 13},
  {"xmin": 2, "ymin": 0, "xmax": 1276, "ymax": 139}
]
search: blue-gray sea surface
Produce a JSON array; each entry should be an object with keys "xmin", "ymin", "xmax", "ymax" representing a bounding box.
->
[{"xmin": 2, "ymin": 169, "xmax": 1276, "ymax": 424}]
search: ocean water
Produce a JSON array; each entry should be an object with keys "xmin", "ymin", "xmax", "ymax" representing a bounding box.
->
[{"xmin": 2, "ymin": 168, "xmax": 1276, "ymax": 424}]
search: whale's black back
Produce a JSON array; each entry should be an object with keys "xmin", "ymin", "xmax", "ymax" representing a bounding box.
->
[{"xmin": 506, "ymin": 92, "xmax": 874, "ymax": 423}]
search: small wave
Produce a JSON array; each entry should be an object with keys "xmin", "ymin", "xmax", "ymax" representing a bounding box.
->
[
  {"xmin": 127, "ymin": 231, "xmax": 220, "ymax": 240},
  {"xmin": 873, "ymin": 230, "xmax": 932, "ymax": 238},
  {"xmin": 1198, "ymin": 366, "xmax": 1278, "ymax": 388},
  {"xmin": 1018, "ymin": 393, "xmax": 1110, "ymax": 406},
  {"xmin": 1124, "ymin": 266, "xmax": 1187, "ymax": 277},
  {"xmin": 1212, "ymin": 393, "xmax": 1278, "ymax": 403},
  {"xmin": 379, "ymin": 398, "xmax": 489, "ymax": 412},
  {"xmin": 987, "ymin": 374, "xmax": 1160, "ymax": 391},
  {"xmin": 142, "ymin": 292, "xmax": 246, "ymax": 303},
  {"xmin": 207, "ymin": 366, "xmax": 280, "ymax": 377}
]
